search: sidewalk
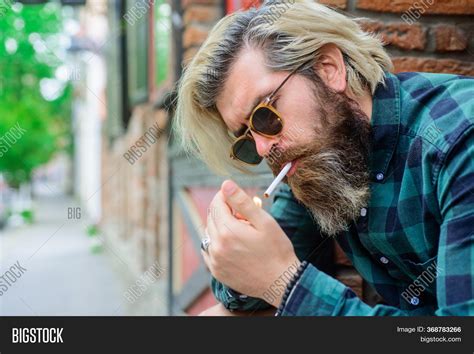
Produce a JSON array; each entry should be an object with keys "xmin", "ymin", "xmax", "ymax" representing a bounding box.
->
[{"xmin": 0, "ymin": 194, "xmax": 165, "ymax": 315}]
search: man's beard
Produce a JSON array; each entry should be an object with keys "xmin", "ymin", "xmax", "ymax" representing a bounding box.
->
[{"xmin": 267, "ymin": 80, "xmax": 371, "ymax": 237}]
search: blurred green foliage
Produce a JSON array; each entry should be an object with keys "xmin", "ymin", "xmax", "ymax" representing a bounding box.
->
[
  {"xmin": 0, "ymin": 3, "xmax": 73, "ymax": 188},
  {"xmin": 20, "ymin": 209, "xmax": 34, "ymax": 224},
  {"xmin": 86, "ymin": 224, "xmax": 99, "ymax": 237},
  {"xmin": 155, "ymin": 0, "xmax": 170, "ymax": 85}
]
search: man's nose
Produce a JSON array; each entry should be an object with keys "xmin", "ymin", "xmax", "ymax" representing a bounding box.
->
[{"xmin": 252, "ymin": 133, "xmax": 278, "ymax": 157}]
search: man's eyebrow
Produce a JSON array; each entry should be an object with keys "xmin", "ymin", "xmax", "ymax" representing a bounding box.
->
[{"xmin": 231, "ymin": 92, "xmax": 270, "ymax": 136}]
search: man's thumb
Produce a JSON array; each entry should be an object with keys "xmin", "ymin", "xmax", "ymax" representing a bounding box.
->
[{"xmin": 221, "ymin": 180, "xmax": 262, "ymax": 227}]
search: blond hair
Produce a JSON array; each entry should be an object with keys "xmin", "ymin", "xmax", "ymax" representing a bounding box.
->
[{"xmin": 173, "ymin": 0, "xmax": 392, "ymax": 175}]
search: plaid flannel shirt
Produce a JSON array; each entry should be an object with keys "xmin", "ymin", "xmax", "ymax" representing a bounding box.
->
[{"xmin": 211, "ymin": 71, "xmax": 474, "ymax": 316}]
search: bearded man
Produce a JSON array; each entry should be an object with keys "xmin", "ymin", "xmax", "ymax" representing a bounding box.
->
[{"xmin": 174, "ymin": 0, "xmax": 474, "ymax": 316}]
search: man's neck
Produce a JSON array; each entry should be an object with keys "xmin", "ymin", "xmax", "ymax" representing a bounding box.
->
[
  {"xmin": 348, "ymin": 89, "xmax": 373, "ymax": 123},
  {"xmin": 359, "ymin": 91, "xmax": 373, "ymax": 123}
]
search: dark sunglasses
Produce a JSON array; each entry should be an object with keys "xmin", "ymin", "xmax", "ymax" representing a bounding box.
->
[{"xmin": 230, "ymin": 59, "xmax": 310, "ymax": 165}]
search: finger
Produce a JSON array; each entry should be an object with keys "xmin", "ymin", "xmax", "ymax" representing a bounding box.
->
[
  {"xmin": 201, "ymin": 248, "xmax": 212, "ymax": 272},
  {"xmin": 235, "ymin": 213, "xmax": 251, "ymax": 224},
  {"xmin": 210, "ymin": 191, "xmax": 255, "ymax": 236},
  {"xmin": 211, "ymin": 191, "xmax": 259, "ymax": 234},
  {"xmin": 233, "ymin": 213, "xmax": 253, "ymax": 224},
  {"xmin": 204, "ymin": 209, "xmax": 220, "ymax": 265},
  {"xmin": 206, "ymin": 199, "xmax": 250, "ymax": 223},
  {"xmin": 208, "ymin": 191, "xmax": 232, "ymax": 223},
  {"xmin": 206, "ymin": 209, "xmax": 218, "ymax": 245},
  {"xmin": 234, "ymin": 212, "xmax": 247, "ymax": 220},
  {"xmin": 220, "ymin": 180, "xmax": 266, "ymax": 228}
]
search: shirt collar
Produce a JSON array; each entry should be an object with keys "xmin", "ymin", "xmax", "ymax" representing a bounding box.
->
[{"xmin": 369, "ymin": 72, "xmax": 401, "ymax": 182}]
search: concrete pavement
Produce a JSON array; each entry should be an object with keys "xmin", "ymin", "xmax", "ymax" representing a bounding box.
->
[{"xmin": 0, "ymin": 194, "xmax": 166, "ymax": 316}]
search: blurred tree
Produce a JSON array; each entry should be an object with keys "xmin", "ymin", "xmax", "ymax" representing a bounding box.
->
[{"xmin": 0, "ymin": 2, "xmax": 72, "ymax": 188}]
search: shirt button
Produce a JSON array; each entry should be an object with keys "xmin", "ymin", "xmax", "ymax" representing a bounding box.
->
[
  {"xmin": 376, "ymin": 173, "xmax": 384, "ymax": 181},
  {"xmin": 380, "ymin": 256, "xmax": 389, "ymax": 264},
  {"xmin": 360, "ymin": 208, "xmax": 367, "ymax": 217},
  {"xmin": 410, "ymin": 297, "xmax": 420, "ymax": 306}
]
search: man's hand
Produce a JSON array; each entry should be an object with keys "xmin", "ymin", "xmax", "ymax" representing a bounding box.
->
[
  {"xmin": 202, "ymin": 180, "xmax": 300, "ymax": 308},
  {"xmin": 198, "ymin": 303, "xmax": 240, "ymax": 316}
]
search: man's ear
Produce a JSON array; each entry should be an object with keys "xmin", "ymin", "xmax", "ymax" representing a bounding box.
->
[{"xmin": 314, "ymin": 44, "xmax": 347, "ymax": 93}]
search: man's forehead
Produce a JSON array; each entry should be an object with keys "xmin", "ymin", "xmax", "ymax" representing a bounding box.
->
[{"xmin": 216, "ymin": 49, "xmax": 269, "ymax": 131}]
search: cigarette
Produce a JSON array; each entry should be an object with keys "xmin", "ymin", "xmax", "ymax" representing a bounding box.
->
[{"xmin": 263, "ymin": 162, "xmax": 292, "ymax": 198}]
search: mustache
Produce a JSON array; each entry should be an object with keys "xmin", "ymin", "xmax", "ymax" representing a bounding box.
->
[
  {"xmin": 264, "ymin": 105, "xmax": 372, "ymax": 175},
  {"xmin": 265, "ymin": 144, "xmax": 313, "ymax": 176}
]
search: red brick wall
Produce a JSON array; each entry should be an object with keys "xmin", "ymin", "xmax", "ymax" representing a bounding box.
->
[
  {"xmin": 182, "ymin": 0, "xmax": 473, "ymax": 85},
  {"xmin": 101, "ymin": 108, "xmax": 168, "ymax": 276},
  {"xmin": 182, "ymin": 0, "xmax": 223, "ymax": 64},
  {"xmin": 322, "ymin": 0, "xmax": 474, "ymax": 76}
]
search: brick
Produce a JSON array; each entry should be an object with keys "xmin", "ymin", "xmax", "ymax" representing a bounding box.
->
[
  {"xmin": 183, "ymin": 47, "xmax": 199, "ymax": 65},
  {"xmin": 360, "ymin": 20, "xmax": 426, "ymax": 50},
  {"xmin": 184, "ymin": 5, "xmax": 221, "ymax": 26},
  {"xmin": 393, "ymin": 57, "xmax": 474, "ymax": 76},
  {"xmin": 434, "ymin": 25, "xmax": 468, "ymax": 52},
  {"xmin": 183, "ymin": 25, "xmax": 209, "ymax": 48},
  {"xmin": 318, "ymin": 0, "xmax": 347, "ymax": 9},
  {"xmin": 334, "ymin": 242, "xmax": 353, "ymax": 267},
  {"xmin": 356, "ymin": 0, "xmax": 474, "ymax": 15},
  {"xmin": 181, "ymin": 0, "xmax": 221, "ymax": 9}
]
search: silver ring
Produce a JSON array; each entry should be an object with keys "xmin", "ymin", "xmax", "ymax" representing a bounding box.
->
[{"xmin": 201, "ymin": 236, "xmax": 211, "ymax": 252}]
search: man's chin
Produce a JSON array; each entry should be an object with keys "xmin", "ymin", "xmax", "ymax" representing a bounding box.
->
[
  {"xmin": 287, "ymin": 153, "xmax": 370, "ymax": 237},
  {"xmin": 291, "ymin": 183, "xmax": 369, "ymax": 237}
]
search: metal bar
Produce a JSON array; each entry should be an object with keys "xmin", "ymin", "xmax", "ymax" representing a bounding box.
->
[
  {"xmin": 167, "ymin": 154, "xmax": 174, "ymax": 315},
  {"xmin": 119, "ymin": 0, "xmax": 131, "ymax": 128},
  {"xmin": 172, "ymin": 0, "xmax": 183, "ymax": 82},
  {"xmin": 174, "ymin": 265, "xmax": 210, "ymax": 311},
  {"xmin": 175, "ymin": 190, "xmax": 205, "ymax": 253}
]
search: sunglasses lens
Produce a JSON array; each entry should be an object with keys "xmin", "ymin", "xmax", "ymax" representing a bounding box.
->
[
  {"xmin": 252, "ymin": 107, "xmax": 283, "ymax": 135},
  {"xmin": 233, "ymin": 138, "xmax": 263, "ymax": 165}
]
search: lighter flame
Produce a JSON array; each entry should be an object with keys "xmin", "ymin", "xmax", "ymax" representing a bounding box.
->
[{"xmin": 253, "ymin": 196, "xmax": 262, "ymax": 208}]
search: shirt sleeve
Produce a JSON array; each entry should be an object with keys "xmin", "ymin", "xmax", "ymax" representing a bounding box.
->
[
  {"xmin": 279, "ymin": 264, "xmax": 411, "ymax": 316},
  {"xmin": 211, "ymin": 184, "xmax": 334, "ymax": 311},
  {"xmin": 435, "ymin": 126, "xmax": 474, "ymax": 315},
  {"xmin": 280, "ymin": 127, "xmax": 474, "ymax": 316}
]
